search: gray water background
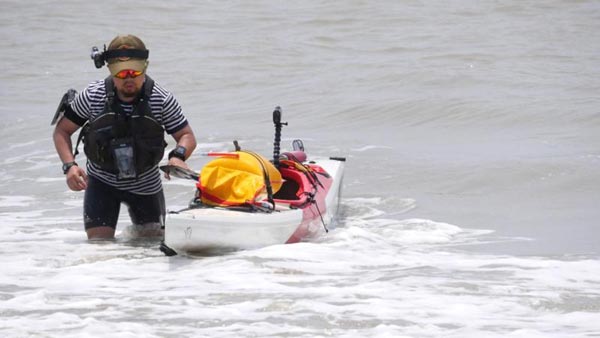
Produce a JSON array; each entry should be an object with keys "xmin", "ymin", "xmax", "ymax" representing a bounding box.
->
[{"xmin": 1, "ymin": 1, "xmax": 599, "ymax": 337}]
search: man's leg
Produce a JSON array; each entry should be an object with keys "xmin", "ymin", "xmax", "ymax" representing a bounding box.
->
[
  {"xmin": 124, "ymin": 189, "xmax": 165, "ymax": 238},
  {"xmin": 84, "ymin": 176, "xmax": 120, "ymax": 240},
  {"xmin": 86, "ymin": 226, "xmax": 116, "ymax": 239}
]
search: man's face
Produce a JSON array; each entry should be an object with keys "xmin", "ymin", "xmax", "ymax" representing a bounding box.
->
[{"xmin": 113, "ymin": 71, "xmax": 145, "ymax": 100}]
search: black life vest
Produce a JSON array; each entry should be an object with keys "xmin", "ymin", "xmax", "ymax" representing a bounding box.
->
[{"xmin": 80, "ymin": 76, "xmax": 166, "ymax": 178}]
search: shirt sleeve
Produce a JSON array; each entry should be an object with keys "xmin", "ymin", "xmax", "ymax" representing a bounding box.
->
[
  {"xmin": 63, "ymin": 103, "xmax": 87, "ymax": 126},
  {"xmin": 161, "ymin": 93, "xmax": 189, "ymax": 134}
]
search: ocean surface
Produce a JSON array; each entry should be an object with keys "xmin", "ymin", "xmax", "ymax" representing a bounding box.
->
[{"xmin": 1, "ymin": 0, "xmax": 599, "ymax": 337}]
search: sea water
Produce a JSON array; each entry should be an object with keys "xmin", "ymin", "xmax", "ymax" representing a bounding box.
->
[{"xmin": 1, "ymin": 0, "xmax": 599, "ymax": 337}]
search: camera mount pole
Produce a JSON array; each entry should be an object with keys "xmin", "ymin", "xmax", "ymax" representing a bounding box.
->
[{"xmin": 272, "ymin": 106, "xmax": 287, "ymax": 169}]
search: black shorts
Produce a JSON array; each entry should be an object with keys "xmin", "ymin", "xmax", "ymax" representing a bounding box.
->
[{"xmin": 83, "ymin": 176, "xmax": 165, "ymax": 230}]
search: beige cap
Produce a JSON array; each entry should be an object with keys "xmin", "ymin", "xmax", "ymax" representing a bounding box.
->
[{"xmin": 105, "ymin": 35, "xmax": 149, "ymax": 76}]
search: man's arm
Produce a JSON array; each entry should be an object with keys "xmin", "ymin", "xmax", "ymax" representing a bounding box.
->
[
  {"xmin": 53, "ymin": 118, "xmax": 80, "ymax": 163},
  {"xmin": 167, "ymin": 124, "xmax": 197, "ymax": 169},
  {"xmin": 53, "ymin": 118, "xmax": 88, "ymax": 190}
]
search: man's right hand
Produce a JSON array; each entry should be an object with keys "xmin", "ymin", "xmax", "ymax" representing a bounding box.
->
[{"xmin": 66, "ymin": 165, "xmax": 88, "ymax": 191}]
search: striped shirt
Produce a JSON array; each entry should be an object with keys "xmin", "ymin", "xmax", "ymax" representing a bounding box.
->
[{"xmin": 67, "ymin": 77, "xmax": 188, "ymax": 195}]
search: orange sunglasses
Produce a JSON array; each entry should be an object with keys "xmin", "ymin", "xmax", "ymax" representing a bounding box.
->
[{"xmin": 114, "ymin": 69, "xmax": 144, "ymax": 79}]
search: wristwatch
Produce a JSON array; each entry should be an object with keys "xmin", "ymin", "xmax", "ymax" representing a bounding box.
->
[
  {"xmin": 62, "ymin": 161, "xmax": 78, "ymax": 174},
  {"xmin": 168, "ymin": 146, "xmax": 187, "ymax": 161}
]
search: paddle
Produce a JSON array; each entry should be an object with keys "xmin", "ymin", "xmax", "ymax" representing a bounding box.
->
[{"xmin": 159, "ymin": 165, "xmax": 199, "ymax": 181}]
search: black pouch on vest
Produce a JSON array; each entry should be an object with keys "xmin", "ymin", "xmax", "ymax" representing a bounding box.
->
[{"xmin": 111, "ymin": 138, "xmax": 136, "ymax": 180}]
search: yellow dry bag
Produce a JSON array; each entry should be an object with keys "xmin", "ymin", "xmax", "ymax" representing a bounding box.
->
[{"xmin": 197, "ymin": 151, "xmax": 283, "ymax": 207}]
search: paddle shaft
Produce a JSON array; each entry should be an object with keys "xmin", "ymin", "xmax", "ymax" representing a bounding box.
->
[{"xmin": 159, "ymin": 165, "xmax": 199, "ymax": 181}]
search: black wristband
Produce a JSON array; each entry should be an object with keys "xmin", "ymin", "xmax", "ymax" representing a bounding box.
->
[
  {"xmin": 168, "ymin": 146, "xmax": 187, "ymax": 161},
  {"xmin": 62, "ymin": 161, "xmax": 78, "ymax": 174}
]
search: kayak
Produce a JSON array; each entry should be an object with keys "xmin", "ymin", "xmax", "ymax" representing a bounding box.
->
[
  {"xmin": 162, "ymin": 156, "xmax": 344, "ymax": 254},
  {"xmin": 159, "ymin": 108, "xmax": 345, "ymax": 255}
]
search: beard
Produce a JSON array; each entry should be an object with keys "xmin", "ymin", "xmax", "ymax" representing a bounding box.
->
[
  {"xmin": 118, "ymin": 80, "xmax": 142, "ymax": 100},
  {"xmin": 120, "ymin": 89, "xmax": 139, "ymax": 99}
]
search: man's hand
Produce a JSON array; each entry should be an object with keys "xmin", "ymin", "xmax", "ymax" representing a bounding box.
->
[
  {"xmin": 66, "ymin": 165, "xmax": 88, "ymax": 191},
  {"xmin": 164, "ymin": 157, "xmax": 190, "ymax": 180}
]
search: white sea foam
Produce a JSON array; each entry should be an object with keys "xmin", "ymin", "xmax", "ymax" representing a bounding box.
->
[
  {"xmin": 351, "ymin": 145, "xmax": 394, "ymax": 152},
  {"xmin": 1, "ymin": 208, "xmax": 599, "ymax": 337},
  {"xmin": 35, "ymin": 177, "xmax": 66, "ymax": 183},
  {"xmin": 0, "ymin": 195, "xmax": 35, "ymax": 207}
]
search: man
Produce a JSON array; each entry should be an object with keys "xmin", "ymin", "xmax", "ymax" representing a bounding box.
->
[{"xmin": 53, "ymin": 34, "xmax": 197, "ymax": 240}]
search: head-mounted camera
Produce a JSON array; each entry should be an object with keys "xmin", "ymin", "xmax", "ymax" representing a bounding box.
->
[{"xmin": 90, "ymin": 45, "xmax": 150, "ymax": 69}]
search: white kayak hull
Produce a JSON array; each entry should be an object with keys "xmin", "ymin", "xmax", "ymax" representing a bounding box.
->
[{"xmin": 164, "ymin": 158, "xmax": 344, "ymax": 253}]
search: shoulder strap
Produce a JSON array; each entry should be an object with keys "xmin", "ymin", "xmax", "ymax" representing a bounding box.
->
[
  {"xmin": 73, "ymin": 78, "xmax": 114, "ymax": 159},
  {"xmin": 103, "ymin": 76, "xmax": 118, "ymax": 119},
  {"xmin": 143, "ymin": 75, "xmax": 155, "ymax": 100},
  {"xmin": 72, "ymin": 121, "xmax": 89, "ymax": 158},
  {"xmin": 104, "ymin": 76, "xmax": 115, "ymax": 104},
  {"xmin": 134, "ymin": 75, "xmax": 155, "ymax": 117}
]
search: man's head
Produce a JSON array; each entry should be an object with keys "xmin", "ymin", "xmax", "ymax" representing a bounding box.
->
[{"xmin": 106, "ymin": 35, "xmax": 149, "ymax": 101}]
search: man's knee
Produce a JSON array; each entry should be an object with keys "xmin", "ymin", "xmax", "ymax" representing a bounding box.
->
[{"xmin": 86, "ymin": 226, "xmax": 116, "ymax": 240}]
